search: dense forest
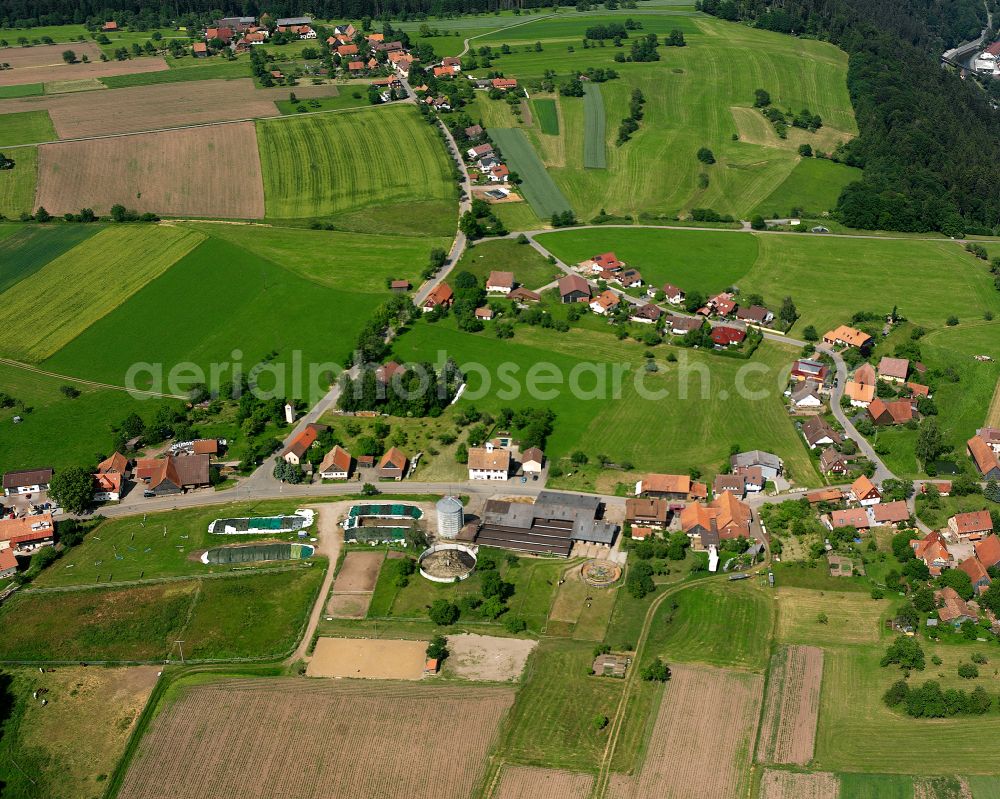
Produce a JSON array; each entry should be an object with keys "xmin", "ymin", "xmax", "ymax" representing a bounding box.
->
[
  {"xmin": 0, "ymin": 0, "xmax": 553, "ymax": 29},
  {"xmin": 700, "ymin": 0, "xmax": 1000, "ymax": 234}
]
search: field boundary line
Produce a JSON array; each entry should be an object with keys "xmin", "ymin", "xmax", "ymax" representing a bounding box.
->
[
  {"xmin": 984, "ymin": 375, "xmax": 1000, "ymax": 427},
  {"xmin": 22, "ymin": 562, "xmax": 311, "ymax": 594},
  {"xmin": 0, "ymin": 357, "xmax": 188, "ymax": 399}
]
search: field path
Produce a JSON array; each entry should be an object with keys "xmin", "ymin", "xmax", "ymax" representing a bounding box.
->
[
  {"xmin": 0, "ymin": 357, "xmax": 187, "ymax": 399},
  {"xmin": 286, "ymin": 503, "xmax": 343, "ymax": 664},
  {"xmin": 986, "ymin": 376, "xmax": 1000, "ymax": 427}
]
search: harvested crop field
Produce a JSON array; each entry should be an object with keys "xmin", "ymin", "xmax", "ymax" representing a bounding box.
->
[
  {"xmin": 757, "ymin": 645, "xmax": 824, "ymax": 766},
  {"xmin": 118, "ymin": 678, "xmax": 514, "ymax": 799},
  {"xmin": 324, "ymin": 593, "xmax": 372, "ymax": 618},
  {"xmin": 0, "ymin": 56, "xmax": 167, "ymax": 88},
  {"xmin": 307, "ymin": 637, "xmax": 427, "ymax": 679},
  {"xmin": 494, "ymin": 766, "xmax": 593, "ymax": 799},
  {"xmin": 446, "ymin": 633, "xmax": 537, "ymax": 682},
  {"xmin": 35, "ymin": 122, "xmax": 265, "ymax": 218},
  {"xmin": 0, "ymin": 78, "xmax": 337, "ymax": 138},
  {"xmin": 759, "ymin": 770, "xmax": 839, "ymax": 799},
  {"xmin": 0, "ymin": 42, "xmax": 102, "ymax": 69},
  {"xmin": 609, "ymin": 665, "xmax": 763, "ymax": 799},
  {"xmin": 333, "ymin": 551, "xmax": 384, "ymax": 592}
]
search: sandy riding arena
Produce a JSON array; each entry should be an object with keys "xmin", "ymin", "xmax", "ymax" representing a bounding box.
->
[
  {"xmin": 759, "ymin": 770, "xmax": 839, "ymax": 799},
  {"xmin": 609, "ymin": 665, "xmax": 763, "ymax": 799},
  {"xmin": 307, "ymin": 637, "xmax": 427, "ymax": 680},
  {"xmin": 333, "ymin": 551, "xmax": 384, "ymax": 592},
  {"xmin": 757, "ymin": 645, "xmax": 824, "ymax": 766},
  {"xmin": 494, "ymin": 766, "xmax": 594, "ymax": 799},
  {"xmin": 324, "ymin": 551, "xmax": 384, "ymax": 617},
  {"xmin": 35, "ymin": 122, "xmax": 265, "ymax": 218},
  {"xmin": 118, "ymin": 677, "xmax": 514, "ymax": 799},
  {"xmin": 446, "ymin": 634, "xmax": 537, "ymax": 682}
]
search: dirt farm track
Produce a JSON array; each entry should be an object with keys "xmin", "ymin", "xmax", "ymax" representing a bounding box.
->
[
  {"xmin": 35, "ymin": 122, "xmax": 266, "ymax": 218},
  {"xmin": 117, "ymin": 678, "xmax": 514, "ymax": 799},
  {"xmin": 0, "ymin": 79, "xmax": 340, "ymax": 139}
]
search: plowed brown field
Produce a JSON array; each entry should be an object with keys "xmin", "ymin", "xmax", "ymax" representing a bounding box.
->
[
  {"xmin": 494, "ymin": 766, "xmax": 593, "ymax": 799},
  {"xmin": 610, "ymin": 664, "xmax": 764, "ymax": 799},
  {"xmin": 0, "ymin": 50, "xmax": 166, "ymax": 87},
  {"xmin": 0, "ymin": 79, "xmax": 338, "ymax": 138},
  {"xmin": 757, "ymin": 645, "xmax": 824, "ymax": 766},
  {"xmin": 759, "ymin": 770, "xmax": 839, "ymax": 799},
  {"xmin": 35, "ymin": 122, "xmax": 265, "ymax": 218},
  {"xmin": 0, "ymin": 42, "xmax": 102, "ymax": 68},
  {"xmin": 118, "ymin": 678, "xmax": 514, "ymax": 799}
]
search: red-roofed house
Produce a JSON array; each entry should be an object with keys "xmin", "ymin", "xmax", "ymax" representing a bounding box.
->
[
  {"xmin": 377, "ymin": 447, "xmax": 408, "ymax": 480},
  {"xmin": 486, "ymin": 271, "xmax": 515, "ymax": 294},
  {"xmin": 948, "ymin": 510, "xmax": 994, "ymax": 541},
  {"xmin": 831, "ymin": 507, "xmax": 871, "ymax": 530},
  {"xmin": 710, "ymin": 326, "xmax": 746, "ymax": 347},
  {"xmin": 590, "ymin": 290, "xmax": 620, "ymax": 315},
  {"xmin": 868, "ymin": 398, "xmax": 913, "ymax": 426},
  {"xmin": 968, "ymin": 435, "xmax": 1000, "ymax": 480},
  {"xmin": 975, "ymin": 534, "xmax": 1000, "ymax": 570},
  {"xmin": 423, "ymin": 282, "xmax": 453, "ymax": 312},
  {"xmin": 959, "ymin": 556, "xmax": 992, "ymax": 595},
  {"xmin": 337, "ymin": 43, "xmax": 358, "ymax": 56},
  {"xmin": 193, "ymin": 41, "xmax": 208, "ymax": 56},
  {"xmin": 872, "ymin": 500, "xmax": 910, "ymax": 527},
  {"xmin": 0, "ymin": 513, "xmax": 55, "ymax": 555},
  {"xmin": 877, "ymin": 356, "xmax": 909, "ymax": 383},
  {"xmin": 0, "ymin": 547, "xmax": 16, "ymax": 579},
  {"xmin": 318, "ymin": 445, "xmax": 353, "ymax": 480},
  {"xmin": 491, "ymin": 77, "xmax": 518, "ymax": 90},
  {"xmin": 93, "ymin": 471, "xmax": 123, "ymax": 502},
  {"xmin": 850, "ymin": 475, "xmax": 881, "ymax": 506},
  {"xmin": 911, "ymin": 531, "xmax": 953, "ymax": 575},
  {"xmin": 559, "ymin": 274, "xmax": 591, "ymax": 304},
  {"xmin": 282, "ymin": 423, "xmax": 326, "ymax": 466}
]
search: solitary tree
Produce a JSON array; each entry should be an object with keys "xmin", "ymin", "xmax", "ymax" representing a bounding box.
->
[
  {"xmin": 48, "ymin": 465, "xmax": 93, "ymax": 514},
  {"xmin": 61, "ymin": 49, "xmax": 76, "ymax": 63}
]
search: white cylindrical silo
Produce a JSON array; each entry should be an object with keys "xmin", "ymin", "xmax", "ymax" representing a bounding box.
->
[{"xmin": 436, "ymin": 496, "xmax": 464, "ymax": 538}]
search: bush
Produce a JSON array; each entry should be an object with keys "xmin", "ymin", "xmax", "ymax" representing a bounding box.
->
[
  {"xmin": 426, "ymin": 635, "xmax": 449, "ymax": 661},
  {"xmin": 641, "ymin": 657, "xmax": 671, "ymax": 682},
  {"xmin": 958, "ymin": 662, "xmax": 979, "ymax": 679},
  {"xmin": 503, "ymin": 615, "xmax": 527, "ymax": 633},
  {"xmin": 880, "ymin": 636, "xmax": 925, "ymax": 671},
  {"xmin": 428, "ymin": 599, "xmax": 460, "ymax": 626}
]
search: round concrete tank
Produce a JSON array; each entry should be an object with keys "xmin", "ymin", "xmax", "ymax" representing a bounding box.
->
[{"xmin": 436, "ymin": 496, "xmax": 464, "ymax": 538}]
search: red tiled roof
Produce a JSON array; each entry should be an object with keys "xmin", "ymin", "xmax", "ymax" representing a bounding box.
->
[
  {"xmin": 951, "ymin": 510, "xmax": 994, "ymax": 537},
  {"xmin": 975, "ymin": 534, "xmax": 1000, "ymax": 569}
]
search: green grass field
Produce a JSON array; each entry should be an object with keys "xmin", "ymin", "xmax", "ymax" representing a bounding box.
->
[
  {"xmin": 582, "ymin": 83, "xmax": 606, "ymax": 169},
  {"xmin": 753, "ymin": 156, "xmax": 862, "ymax": 218},
  {"xmin": 537, "ymin": 226, "xmax": 758, "ymax": 294},
  {"xmin": 489, "ymin": 126, "xmax": 572, "ymax": 218},
  {"xmin": 369, "ymin": 549, "xmax": 564, "ymax": 633},
  {"xmin": 33, "ymin": 501, "xmax": 316, "ymax": 587},
  {"xmin": 643, "ymin": 580, "xmax": 773, "ymax": 671},
  {"xmin": 182, "ymin": 223, "xmax": 447, "ymax": 292},
  {"xmin": 493, "ymin": 638, "xmax": 625, "ymax": 771},
  {"xmin": 532, "ymin": 97, "xmax": 559, "ymax": 135},
  {"xmin": 274, "ymin": 90, "xmax": 370, "ymax": 115},
  {"xmin": 0, "ymin": 146, "xmax": 38, "ymax": 218},
  {"xmin": 479, "ymin": 14, "xmax": 856, "ymax": 220},
  {"xmin": 0, "ymin": 82, "xmax": 43, "ymax": 98},
  {"xmin": 0, "ymin": 109, "xmax": 56, "ymax": 146},
  {"xmin": 839, "ymin": 773, "xmax": 914, "ymax": 799},
  {"xmin": 458, "ymin": 238, "xmax": 562, "ymax": 289},
  {"xmin": 256, "ymin": 105, "xmax": 455, "ymax": 235},
  {"xmin": 742, "ymin": 235, "xmax": 1000, "ymax": 334},
  {"xmin": 969, "ymin": 777, "xmax": 1000, "ymax": 798},
  {"xmin": 389, "ymin": 318, "xmax": 819, "ymax": 489},
  {"xmin": 42, "ymin": 233, "xmax": 382, "ymax": 396},
  {"xmin": 100, "ymin": 58, "xmax": 250, "ymax": 88},
  {"xmin": 815, "ymin": 646, "xmax": 1000, "ymax": 774},
  {"xmin": 0, "ymin": 224, "xmax": 100, "ymax": 294},
  {"xmin": 0, "ymin": 225, "xmax": 203, "ymax": 362},
  {"xmin": 0, "ymin": 566, "xmax": 323, "ymax": 661},
  {"xmin": 0, "ymin": 361, "xmax": 172, "ymax": 470}
]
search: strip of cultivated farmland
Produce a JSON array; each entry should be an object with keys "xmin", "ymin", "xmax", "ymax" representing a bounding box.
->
[
  {"xmin": 583, "ymin": 83, "xmax": 606, "ymax": 169},
  {"xmin": 488, "ymin": 127, "xmax": 572, "ymax": 218}
]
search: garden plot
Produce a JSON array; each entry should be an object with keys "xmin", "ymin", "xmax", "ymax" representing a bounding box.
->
[{"xmin": 757, "ymin": 645, "xmax": 824, "ymax": 765}]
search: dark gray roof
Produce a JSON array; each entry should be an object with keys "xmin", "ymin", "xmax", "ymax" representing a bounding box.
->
[
  {"xmin": 3, "ymin": 468, "xmax": 53, "ymax": 489},
  {"xmin": 730, "ymin": 450, "xmax": 782, "ymax": 471},
  {"xmin": 482, "ymin": 491, "xmax": 616, "ymax": 545}
]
